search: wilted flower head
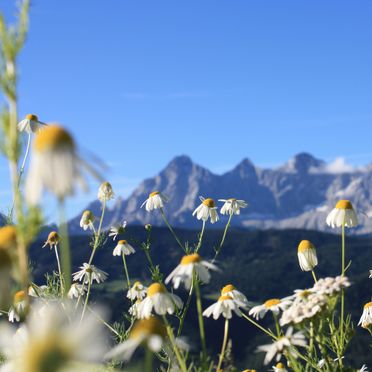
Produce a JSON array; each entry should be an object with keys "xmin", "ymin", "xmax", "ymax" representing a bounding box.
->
[
  {"xmin": 219, "ymin": 198, "xmax": 247, "ymax": 215},
  {"xmin": 192, "ymin": 196, "xmax": 219, "ymax": 224},
  {"xmin": 42, "ymin": 231, "xmax": 60, "ymax": 250},
  {"xmin": 141, "ymin": 191, "xmax": 168, "ymax": 212},
  {"xmin": 220, "ymin": 284, "xmax": 249, "ymax": 308},
  {"xmin": 80, "ymin": 210, "xmax": 95, "ymax": 231},
  {"xmin": 25, "ymin": 125, "xmax": 89, "ymax": 205},
  {"xmin": 358, "ymin": 302, "xmax": 372, "ymax": 329},
  {"xmin": 127, "ymin": 281, "xmax": 147, "ymax": 301},
  {"xmin": 67, "ymin": 283, "xmax": 87, "ymax": 299},
  {"xmin": 326, "ymin": 200, "xmax": 358, "ymax": 228},
  {"xmin": 17, "ymin": 114, "xmax": 46, "ymax": 134},
  {"xmin": 297, "ymin": 240, "xmax": 318, "ymax": 272},
  {"xmin": 98, "ymin": 182, "xmax": 115, "ymax": 203}
]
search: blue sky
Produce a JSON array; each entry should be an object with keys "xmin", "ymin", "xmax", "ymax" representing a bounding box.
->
[{"xmin": 1, "ymin": 0, "xmax": 372, "ymax": 220}]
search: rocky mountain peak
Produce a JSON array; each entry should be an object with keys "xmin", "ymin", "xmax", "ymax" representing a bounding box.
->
[{"xmin": 283, "ymin": 152, "xmax": 325, "ymax": 174}]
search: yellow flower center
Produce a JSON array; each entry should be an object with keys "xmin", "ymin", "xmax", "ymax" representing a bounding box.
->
[
  {"xmin": 147, "ymin": 283, "xmax": 166, "ymax": 297},
  {"xmin": 133, "ymin": 281, "xmax": 142, "ymax": 288},
  {"xmin": 47, "ymin": 231, "xmax": 59, "ymax": 244},
  {"xmin": 149, "ymin": 191, "xmax": 160, "ymax": 198},
  {"xmin": 34, "ymin": 125, "xmax": 74, "ymax": 152},
  {"xmin": 202, "ymin": 198, "xmax": 215, "ymax": 208},
  {"xmin": 264, "ymin": 299, "xmax": 281, "ymax": 308},
  {"xmin": 82, "ymin": 210, "xmax": 94, "ymax": 221},
  {"xmin": 221, "ymin": 284, "xmax": 236, "ymax": 295},
  {"xmin": 0, "ymin": 225, "xmax": 17, "ymax": 249},
  {"xmin": 26, "ymin": 114, "xmax": 38, "ymax": 121},
  {"xmin": 130, "ymin": 317, "xmax": 167, "ymax": 339},
  {"xmin": 276, "ymin": 363, "xmax": 285, "ymax": 368},
  {"xmin": 180, "ymin": 253, "xmax": 201, "ymax": 265},
  {"xmin": 218, "ymin": 295, "xmax": 233, "ymax": 302},
  {"xmin": 14, "ymin": 290, "xmax": 26, "ymax": 303},
  {"xmin": 299, "ymin": 290, "xmax": 311, "ymax": 299},
  {"xmin": 298, "ymin": 240, "xmax": 315, "ymax": 252},
  {"xmin": 335, "ymin": 200, "xmax": 353, "ymax": 210},
  {"xmin": 364, "ymin": 301, "xmax": 372, "ymax": 309},
  {"xmin": 118, "ymin": 239, "xmax": 127, "ymax": 245},
  {"xmin": 242, "ymin": 370, "xmax": 257, "ymax": 372}
]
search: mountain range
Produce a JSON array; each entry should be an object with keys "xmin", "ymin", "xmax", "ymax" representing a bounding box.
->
[{"xmin": 68, "ymin": 152, "xmax": 372, "ymax": 235}]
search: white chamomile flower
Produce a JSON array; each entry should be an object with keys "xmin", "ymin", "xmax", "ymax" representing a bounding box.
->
[
  {"xmin": 203, "ymin": 295, "xmax": 244, "ymax": 320},
  {"xmin": 165, "ymin": 253, "xmax": 219, "ymax": 290},
  {"xmin": 42, "ymin": 231, "xmax": 60, "ymax": 250},
  {"xmin": 272, "ymin": 362, "xmax": 288, "ymax": 372},
  {"xmin": 192, "ymin": 196, "xmax": 219, "ymax": 224},
  {"xmin": 98, "ymin": 181, "xmax": 115, "ymax": 203},
  {"xmin": 25, "ymin": 125, "xmax": 91, "ymax": 205},
  {"xmin": 358, "ymin": 301, "xmax": 372, "ymax": 329},
  {"xmin": 129, "ymin": 300, "xmax": 142, "ymax": 319},
  {"xmin": 80, "ymin": 210, "xmax": 95, "ymax": 231},
  {"xmin": 219, "ymin": 198, "xmax": 247, "ymax": 215},
  {"xmin": 0, "ymin": 302, "xmax": 108, "ymax": 371},
  {"xmin": 67, "ymin": 283, "xmax": 87, "ymax": 299},
  {"xmin": 297, "ymin": 240, "xmax": 318, "ymax": 272},
  {"xmin": 137, "ymin": 283, "xmax": 183, "ymax": 319},
  {"xmin": 220, "ymin": 284, "xmax": 249, "ymax": 308},
  {"xmin": 359, "ymin": 365, "xmax": 369, "ymax": 372},
  {"xmin": 249, "ymin": 298, "xmax": 292, "ymax": 320},
  {"xmin": 105, "ymin": 317, "xmax": 166, "ymax": 362},
  {"xmin": 72, "ymin": 263, "xmax": 108, "ymax": 284},
  {"xmin": 326, "ymin": 199, "xmax": 358, "ymax": 228},
  {"xmin": 141, "ymin": 191, "xmax": 169, "ymax": 212},
  {"xmin": 8, "ymin": 290, "xmax": 27, "ymax": 323},
  {"xmin": 17, "ymin": 114, "xmax": 46, "ymax": 134},
  {"xmin": 28, "ymin": 285, "xmax": 48, "ymax": 298},
  {"xmin": 312, "ymin": 276, "xmax": 350, "ymax": 296},
  {"xmin": 127, "ymin": 281, "xmax": 148, "ymax": 301},
  {"xmin": 109, "ymin": 221, "xmax": 127, "ymax": 240},
  {"xmin": 113, "ymin": 240, "xmax": 135, "ymax": 256},
  {"xmin": 257, "ymin": 327, "xmax": 307, "ymax": 365},
  {"xmin": 369, "ymin": 270, "xmax": 372, "ymax": 279}
]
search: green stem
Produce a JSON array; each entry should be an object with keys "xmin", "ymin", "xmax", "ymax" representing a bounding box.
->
[
  {"xmin": 339, "ymin": 219, "xmax": 346, "ymax": 365},
  {"xmin": 213, "ymin": 214, "xmax": 233, "ymax": 263},
  {"xmin": 145, "ymin": 347, "xmax": 153, "ymax": 372},
  {"xmin": 88, "ymin": 199, "xmax": 106, "ymax": 266},
  {"xmin": 121, "ymin": 252, "xmax": 131, "ymax": 290},
  {"xmin": 311, "ymin": 270, "xmax": 317, "ymax": 283},
  {"xmin": 87, "ymin": 305, "xmax": 121, "ymax": 338},
  {"xmin": 177, "ymin": 282, "xmax": 194, "ymax": 337},
  {"xmin": 194, "ymin": 273, "xmax": 207, "ymax": 366},
  {"xmin": 216, "ymin": 319, "xmax": 229, "ymax": 371},
  {"xmin": 195, "ymin": 220, "xmax": 206, "ymax": 253},
  {"xmin": 273, "ymin": 313, "xmax": 281, "ymax": 336},
  {"xmin": 80, "ymin": 273, "xmax": 92, "ymax": 322},
  {"xmin": 58, "ymin": 199, "xmax": 71, "ymax": 295},
  {"xmin": 161, "ymin": 208, "xmax": 185, "ymax": 252},
  {"xmin": 54, "ymin": 244, "xmax": 63, "ymax": 295},
  {"xmin": 241, "ymin": 313, "xmax": 277, "ymax": 339}
]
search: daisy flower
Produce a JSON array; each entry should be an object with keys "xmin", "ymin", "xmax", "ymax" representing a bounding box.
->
[
  {"xmin": 272, "ymin": 362, "xmax": 288, "ymax": 371},
  {"xmin": 359, "ymin": 365, "xmax": 369, "ymax": 372},
  {"xmin": 326, "ymin": 200, "xmax": 358, "ymax": 228},
  {"xmin": 8, "ymin": 290, "xmax": 28, "ymax": 323},
  {"xmin": 28, "ymin": 285, "xmax": 48, "ymax": 298},
  {"xmin": 249, "ymin": 298, "xmax": 292, "ymax": 320},
  {"xmin": 113, "ymin": 240, "xmax": 135, "ymax": 256},
  {"xmin": 42, "ymin": 231, "xmax": 60, "ymax": 250},
  {"xmin": 98, "ymin": 181, "xmax": 115, "ymax": 203},
  {"xmin": 369, "ymin": 270, "xmax": 372, "ymax": 279},
  {"xmin": 203, "ymin": 295, "xmax": 244, "ymax": 320},
  {"xmin": 141, "ymin": 191, "xmax": 169, "ymax": 212},
  {"xmin": 127, "ymin": 281, "xmax": 148, "ymax": 301},
  {"xmin": 137, "ymin": 283, "xmax": 183, "ymax": 319},
  {"xmin": 297, "ymin": 240, "xmax": 318, "ymax": 272},
  {"xmin": 108, "ymin": 221, "xmax": 127, "ymax": 240},
  {"xmin": 17, "ymin": 114, "xmax": 46, "ymax": 134},
  {"xmin": 80, "ymin": 210, "xmax": 95, "ymax": 231},
  {"xmin": 67, "ymin": 283, "xmax": 87, "ymax": 299},
  {"xmin": 105, "ymin": 317, "xmax": 167, "ymax": 361},
  {"xmin": 257, "ymin": 327, "xmax": 307, "ymax": 365},
  {"xmin": 358, "ymin": 302, "xmax": 372, "ymax": 329},
  {"xmin": 129, "ymin": 300, "xmax": 143, "ymax": 319},
  {"xmin": 192, "ymin": 196, "xmax": 219, "ymax": 224},
  {"xmin": 25, "ymin": 125, "xmax": 90, "ymax": 205},
  {"xmin": 165, "ymin": 253, "xmax": 218, "ymax": 290},
  {"xmin": 72, "ymin": 263, "xmax": 108, "ymax": 284},
  {"xmin": 219, "ymin": 198, "xmax": 247, "ymax": 215},
  {"xmin": 220, "ymin": 284, "xmax": 249, "ymax": 308},
  {"xmin": 312, "ymin": 276, "xmax": 350, "ymax": 296}
]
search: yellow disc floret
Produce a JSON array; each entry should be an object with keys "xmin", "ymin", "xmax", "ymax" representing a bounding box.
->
[
  {"xmin": 118, "ymin": 240, "xmax": 128, "ymax": 245},
  {"xmin": 47, "ymin": 231, "xmax": 60, "ymax": 245},
  {"xmin": 364, "ymin": 302, "xmax": 372, "ymax": 309},
  {"xmin": 335, "ymin": 200, "xmax": 353, "ymax": 210},
  {"xmin": 130, "ymin": 317, "xmax": 167, "ymax": 339},
  {"xmin": 180, "ymin": 253, "xmax": 201, "ymax": 265},
  {"xmin": 26, "ymin": 114, "xmax": 38, "ymax": 121},
  {"xmin": 218, "ymin": 295, "xmax": 233, "ymax": 302},
  {"xmin": 0, "ymin": 225, "xmax": 17, "ymax": 249},
  {"xmin": 14, "ymin": 290, "xmax": 26, "ymax": 303},
  {"xmin": 264, "ymin": 299, "xmax": 281, "ymax": 308},
  {"xmin": 202, "ymin": 198, "xmax": 215, "ymax": 208},
  {"xmin": 276, "ymin": 362, "xmax": 286, "ymax": 368},
  {"xmin": 221, "ymin": 284, "xmax": 235, "ymax": 295},
  {"xmin": 34, "ymin": 125, "xmax": 74, "ymax": 152},
  {"xmin": 149, "ymin": 191, "xmax": 160, "ymax": 198},
  {"xmin": 298, "ymin": 240, "xmax": 315, "ymax": 253},
  {"xmin": 147, "ymin": 283, "xmax": 166, "ymax": 297}
]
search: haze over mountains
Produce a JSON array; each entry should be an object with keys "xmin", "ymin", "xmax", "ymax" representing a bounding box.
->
[{"xmin": 67, "ymin": 152, "xmax": 372, "ymax": 235}]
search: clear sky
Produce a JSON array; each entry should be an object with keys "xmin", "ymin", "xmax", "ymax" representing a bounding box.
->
[{"xmin": 0, "ymin": 0, "xmax": 372, "ymax": 220}]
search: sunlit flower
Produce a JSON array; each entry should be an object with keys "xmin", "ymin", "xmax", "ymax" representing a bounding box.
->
[
  {"xmin": 358, "ymin": 302, "xmax": 372, "ymax": 329},
  {"xmin": 42, "ymin": 231, "xmax": 60, "ymax": 250},
  {"xmin": 192, "ymin": 196, "xmax": 219, "ymax": 223},
  {"xmin": 0, "ymin": 302, "xmax": 107, "ymax": 371},
  {"xmin": 109, "ymin": 221, "xmax": 127, "ymax": 240},
  {"xmin": 141, "ymin": 191, "xmax": 168, "ymax": 212},
  {"xmin": 326, "ymin": 200, "xmax": 358, "ymax": 228},
  {"xmin": 257, "ymin": 327, "xmax": 307, "ymax": 365},
  {"xmin": 297, "ymin": 240, "xmax": 318, "ymax": 272},
  {"xmin": 249, "ymin": 298, "xmax": 291, "ymax": 320},
  {"xmin": 25, "ymin": 125, "xmax": 89, "ymax": 204},
  {"xmin": 17, "ymin": 114, "xmax": 46, "ymax": 134},
  {"xmin": 220, "ymin": 284, "xmax": 249, "ymax": 308},
  {"xmin": 8, "ymin": 290, "xmax": 27, "ymax": 323},
  {"xmin": 127, "ymin": 281, "xmax": 147, "ymax": 301},
  {"xmin": 72, "ymin": 263, "xmax": 108, "ymax": 284},
  {"xmin": 165, "ymin": 253, "xmax": 218, "ymax": 290},
  {"xmin": 219, "ymin": 198, "xmax": 247, "ymax": 215},
  {"xmin": 137, "ymin": 283, "xmax": 183, "ymax": 319},
  {"xmin": 80, "ymin": 210, "xmax": 95, "ymax": 231},
  {"xmin": 203, "ymin": 295, "xmax": 244, "ymax": 319},
  {"xmin": 113, "ymin": 240, "xmax": 135, "ymax": 256},
  {"xmin": 105, "ymin": 317, "xmax": 167, "ymax": 361},
  {"xmin": 67, "ymin": 283, "xmax": 87, "ymax": 299},
  {"xmin": 98, "ymin": 181, "xmax": 115, "ymax": 203},
  {"xmin": 273, "ymin": 362, "xmax": 288, "ymax": 372}
]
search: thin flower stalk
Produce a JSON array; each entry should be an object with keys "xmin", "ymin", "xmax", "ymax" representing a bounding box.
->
[
  {"xmin": 122, "ymin": 252, "xmax": 131, "ymax": 290},
  {"xmin": 213, "ymin": 213, "xmax": 233, "ymax": 262},
  {"xmin": 195, "ymin": 220, "xmax": 206, "ymax": 253},
  {"xmin": 216, "ymin": 319, "xmax": 229, "ymax": 371},
  {"xmin": 160, "ymin": 208, "xmax": 185, "ymax": 252},
  {"xmin": 194, "ymin": 273, "xmax": 207, "ymax": 366},
  {"xmin": 58, "ymin": 199, "xmax": 71, "ymax": 295}
]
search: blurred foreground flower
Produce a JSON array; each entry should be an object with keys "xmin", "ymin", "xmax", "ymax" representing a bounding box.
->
[
  {"xmin": 192, "ymin": 196, "xmax": 219, "ymax": 223},
  {"xmin": 326, "ymin": 200, "xmax": 358, "ymax": 228},
  {"xmin": 8, "ymin": 290, "xmax": 27, "ymax": 323},
  {"xmin": 68, "ymin": 283, "xmax": 87, "ymax": 299},
  {"xmin": 17, "ymin": 114, "xmax": 46, "ymax": 134},
  {"xmin": 219, "ymin": 198, "xmax": 247, "ymax": 215},
  {"xmin": 141, "ymin": 191, "xmax": 168, "ymax": 212}
]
